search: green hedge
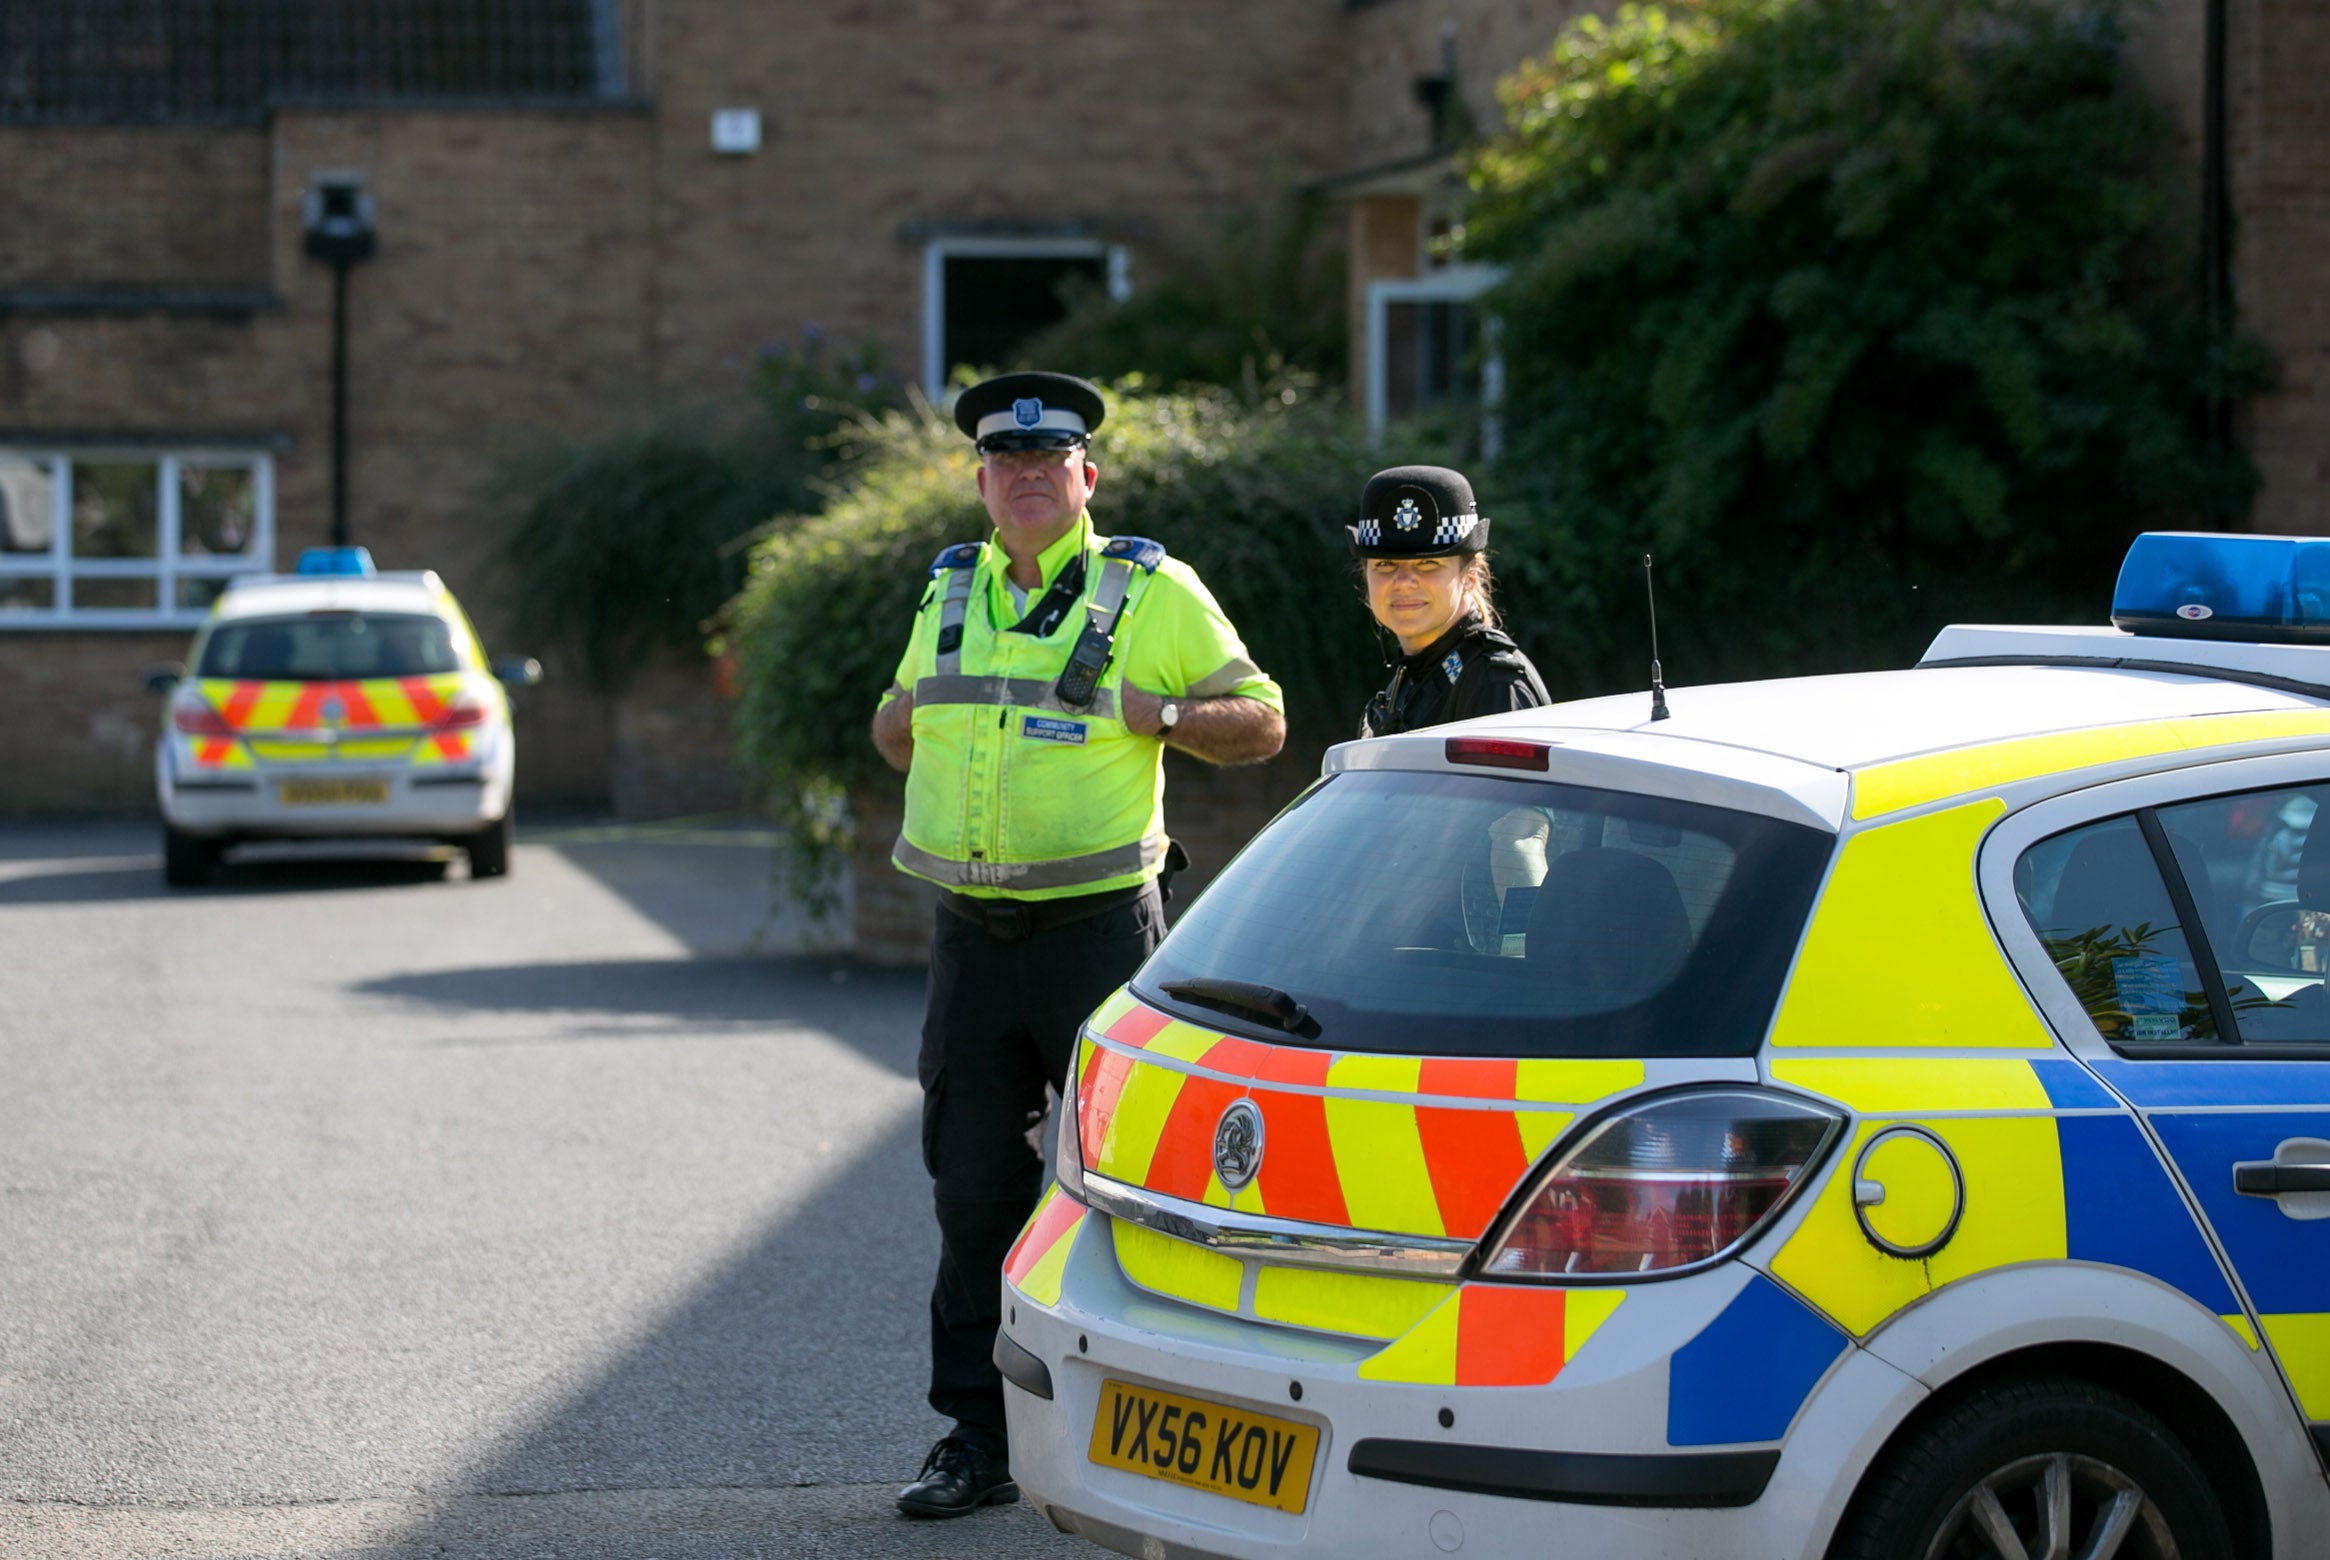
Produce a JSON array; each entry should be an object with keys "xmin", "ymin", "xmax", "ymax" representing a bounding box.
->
[{"xmin": 721, "ymin": 386, "xmax": 1449, "ymax": 859}]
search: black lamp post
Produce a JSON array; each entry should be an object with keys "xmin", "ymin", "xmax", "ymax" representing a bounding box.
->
[{"xmin": 302, "ymin": 175, "xmax": 377, "ymax": 548}]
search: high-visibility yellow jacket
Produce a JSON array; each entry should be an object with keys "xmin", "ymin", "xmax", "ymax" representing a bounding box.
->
[{"xmin": 885, "ymin": 513, "xmax": 1281, "ymax": 901}]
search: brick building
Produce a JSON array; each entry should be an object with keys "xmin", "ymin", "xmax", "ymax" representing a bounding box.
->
[{"xmin": 4, "ymin": 1, "xmax": 2326, "ymax": 941}]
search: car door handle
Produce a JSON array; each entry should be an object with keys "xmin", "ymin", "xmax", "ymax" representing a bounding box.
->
[{"xmin": 2232, "ymin": 1159, "xmax": 2330, "ymax": 1196}]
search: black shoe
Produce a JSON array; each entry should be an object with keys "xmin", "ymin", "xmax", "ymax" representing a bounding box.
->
[{"xmin": 896, "ymin": 1435, "xmax": 1019, "ymax": 1518}]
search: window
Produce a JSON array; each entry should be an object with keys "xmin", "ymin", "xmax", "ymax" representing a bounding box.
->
[
  {"xmin": 198, "ymin": 613, "xmax": 460, "ymax": 680},
  {"xmin": 0, "ymin": 449, "xmax": 273, "ymax": 627},
  {"xmin": 1364, "ymin": 263, "xmax": 1504, "ymax": 459},
  {"xmin": 920, "ymin": 237, "xmax": 1128, "ymax": 396},
  {"xmin": 1134, "ymin": 769, "xmax": 1833, "ymax": 1059},
  {"xmin": 2013, "ymin": 783, "xmax": 2330, "ymax": 1047}
]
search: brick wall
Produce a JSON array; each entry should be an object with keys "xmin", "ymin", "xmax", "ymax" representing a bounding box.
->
[
  {"xmin": 642, "ymin": 0, "xmax": 1353, "ymax": 400},
  {"xmin": 0, "ymin": 128, "xmax": 269, "ymax": 289}
]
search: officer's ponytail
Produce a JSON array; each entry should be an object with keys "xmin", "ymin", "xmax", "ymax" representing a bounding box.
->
[{"xmin": 1464, "ymin": 552, "xmax": 1501, "ymax": 629}]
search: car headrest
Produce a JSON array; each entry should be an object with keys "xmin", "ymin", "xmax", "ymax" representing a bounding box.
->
[
  {"xmin": 1526, "ymin": 847, "xmax": 1692, "ymax": 1007},
  {"xmin": 2047, "ymin": 827, "xmax": 2177, "ymax": 942},
  {"xmin": 2295, "ymin": 801, "xmax": 2330, "ymax": 912}
]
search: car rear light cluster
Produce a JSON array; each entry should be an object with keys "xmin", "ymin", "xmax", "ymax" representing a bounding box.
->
[
  {"xmin": 170, "ymin": 690, "xmax": 233, "ymax": 738},
  {"xmin": 433, "ymin": 691, "xmax": 490, "ymax": 730},
  {"xmin": 1053, "ymin": 1044, "xmax": 1091, "ymax": 1204},
  {"xmin": 1482, "ymin": 1089, "xmax": 1841, "ymax": 1279}
]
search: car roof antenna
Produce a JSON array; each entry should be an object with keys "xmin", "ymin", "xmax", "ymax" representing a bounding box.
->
[{"xmin": 1643, "ymin": 553, "xmax": 1671, "ymax": 722}]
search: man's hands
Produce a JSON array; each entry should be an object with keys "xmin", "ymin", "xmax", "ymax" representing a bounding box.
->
[
  {"xmin": 872, "ymin": 682, "xmax": 1285, "ymax": 771},
  {"xmin": 871, "ymin": 685, "xmax": 914, "ymax": 773},
  {"xmin": 1122, "ymin": 684, "xmax": 1285, "ymax": 767}
]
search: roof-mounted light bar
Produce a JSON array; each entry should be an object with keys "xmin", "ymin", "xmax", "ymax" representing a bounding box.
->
[{"xmin": 2112, "ymin": 531, "xmax": 2330, "ymax": 644}]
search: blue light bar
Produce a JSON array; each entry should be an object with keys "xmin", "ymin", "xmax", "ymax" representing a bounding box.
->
[
  {"xmin": 294, "ymin": 546, "xmax": 376, "ymax": 577},
  {"xmin": 2111, "ymin": 532, "xmax": 2330, "ymax": 643}
]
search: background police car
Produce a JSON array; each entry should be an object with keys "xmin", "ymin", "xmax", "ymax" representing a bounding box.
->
[{"xmin": 152, "ymin": 548, "xmax": 537, "ymax": 886}]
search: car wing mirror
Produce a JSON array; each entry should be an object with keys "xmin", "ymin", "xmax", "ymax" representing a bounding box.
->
[
  {"xmin": 141, "ymin": 661, "xmax": 185, "ymax": 694},
  {"xmin": 491, "ymin": 655, "xmax": 543, "ymax": 689},
  {"xmin": 2237, "ymin": 900, "xmax": 2325, "ymax": 972}
]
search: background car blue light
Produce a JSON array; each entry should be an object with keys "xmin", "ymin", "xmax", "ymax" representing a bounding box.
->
[{"xmin": 294, "ymin": 546, "xmax": 377, "ymax": 577}]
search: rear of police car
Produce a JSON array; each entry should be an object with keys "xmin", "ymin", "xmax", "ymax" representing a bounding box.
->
[
  {"xmin": 998, "ymin": 717, "xmax": 1866, "ymax": 1557},
  {"xmin": 155, "ymin": 549, "xmax": 517, "ymax": 882}
]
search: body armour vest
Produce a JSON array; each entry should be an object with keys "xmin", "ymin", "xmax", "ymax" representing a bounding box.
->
[{"xmin": 894, "ymin": 528, "xmax": 1169, "ymax": 901}]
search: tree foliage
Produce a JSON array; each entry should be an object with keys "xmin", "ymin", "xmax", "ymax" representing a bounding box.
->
[{"xmin": 1465, "ymin": 0, "xmax": 2266, "ymax": 688}]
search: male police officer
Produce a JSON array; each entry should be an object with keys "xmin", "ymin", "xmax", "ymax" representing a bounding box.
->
[{"xmin": 872, "ymin": 371, "xmax": 1284, "ymax": 1517}]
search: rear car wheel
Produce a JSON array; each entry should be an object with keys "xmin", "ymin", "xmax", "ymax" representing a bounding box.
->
[
  {"xmin": 465, "ymin": 809, "xmax": 512, "ymax": 879},
  {"xmin": 162, "ymin": 824, "xmax": 217, "ymax": 887},
  {"xmin": 1830, "ymin": 1374, "xmax": 2233, "ymax": 1560}
]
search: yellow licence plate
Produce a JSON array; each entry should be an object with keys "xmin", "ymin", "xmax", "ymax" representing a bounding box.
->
[
  {"xmin": 278, "ymin": 778, "xmax": 389, "ymax": 806},
  {"xmin": 1087, "ymin": 1378, "xmax": 1318, "ymax": 1514}
]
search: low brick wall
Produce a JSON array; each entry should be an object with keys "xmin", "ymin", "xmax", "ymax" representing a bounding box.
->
[{"xmin": 848, "ymin": 742, "xmax": 1328, "ymax": 967}]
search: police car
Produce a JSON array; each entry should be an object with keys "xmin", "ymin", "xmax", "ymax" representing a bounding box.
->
[
  {"xmin": 999, "ymin": 532, "xmax": 2330, "ymax": 1560},
  {"xmin": 150, "ymin": 547, "xmax": 538, "ymax": 886}
]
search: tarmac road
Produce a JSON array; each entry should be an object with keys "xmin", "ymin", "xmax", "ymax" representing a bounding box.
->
[{"xmin": 0, "ymin": 821, "xmax": 1088, "ymax": 1559}]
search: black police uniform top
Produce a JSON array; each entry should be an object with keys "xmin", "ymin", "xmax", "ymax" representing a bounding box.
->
[{"xmin": 1361, "ymin": 612, "xmax": 1550, "ymax": 738}]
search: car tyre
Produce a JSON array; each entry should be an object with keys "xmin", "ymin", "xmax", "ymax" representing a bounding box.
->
[
  {"xmin": 466, "ymin": 808, "xmax": 513, "ymax": 879},
  {"xmin": 1829, "ymin": 1374, "xmax": 2233, "ymax": 1560},
  {"xmin": 162, "ymin": 824, "xmax": 217, "ymax": 888}
]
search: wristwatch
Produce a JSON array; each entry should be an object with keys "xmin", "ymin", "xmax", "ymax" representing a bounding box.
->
[{"xmin": 1156, "ymin": 700, "xmax": 1181, "ymax": 737}]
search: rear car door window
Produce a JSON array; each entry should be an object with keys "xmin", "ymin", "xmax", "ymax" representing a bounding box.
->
[
  {"xmin": 2013, "ymin": 814, "xmax": 2220, "ymax": 1044},
  {"xmin": 2156, "ymin": 785, "xmax": 2330, "ymax": 1043}
]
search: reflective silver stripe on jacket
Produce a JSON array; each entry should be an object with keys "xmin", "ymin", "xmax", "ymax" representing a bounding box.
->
[
  {"xmin": 892, "ymin": 831, "xmax": 1165, "ymax": 891},
  {"xmin": 1186, "ymin": 656, "xmax": 1264, "ymax": 699},
  {"xmin": 912, "ymin": 674, "xmax": 1120, "ymax": 722},
  {"xmin": 932, "ymin": 564, "xmax": 978, "ymax": 676}
]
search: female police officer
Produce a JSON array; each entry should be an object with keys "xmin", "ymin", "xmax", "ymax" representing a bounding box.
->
[{"xmin": 1351, "ymin": 465, "xmax": 1549, "ymax": 736}]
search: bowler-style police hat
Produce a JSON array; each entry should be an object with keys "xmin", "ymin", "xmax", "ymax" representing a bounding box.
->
[
  {"xmin": 1348, "ymin": 465, "xmax": 1491, "ymax": 558},
  {"xmin": 953, "ymin": 371, "xmax": 1107, "ymax": 454}
]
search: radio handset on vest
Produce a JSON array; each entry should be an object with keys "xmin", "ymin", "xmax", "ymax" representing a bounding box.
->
[{"xmin": 1054, "ymin": 624, "xmax": 1113, "ymax": 709}]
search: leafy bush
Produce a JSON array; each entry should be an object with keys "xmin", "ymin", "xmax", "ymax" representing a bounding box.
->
[
  {"xmin": 492, "ymin": 328, "xmax": 905, "ymax": 696},
  {"xmin": 721, "ymin": 386, "xmax": 1446, "ymax": 867},
  {"xmin": 1464, "ymin": 0, "xmax": 2268, "ymax": 690}
]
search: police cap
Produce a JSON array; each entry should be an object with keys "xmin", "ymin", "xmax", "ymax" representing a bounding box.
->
[
  {"xmin": 1349, "ymin": 465, "xmax": 1490, "ymax": 558},
  {"xmin": 953, "ymin": 371, "xmax": 1107, "ymax": 453}
]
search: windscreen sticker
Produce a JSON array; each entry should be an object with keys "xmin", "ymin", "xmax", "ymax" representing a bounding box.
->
[
  {"xmin": 1021, "ymin": 715, "xmax": 1088, "ymax": 745},
  {"xmin": 2111, "ymin": 954, "xmax": 2187, "ymax": 1041}
]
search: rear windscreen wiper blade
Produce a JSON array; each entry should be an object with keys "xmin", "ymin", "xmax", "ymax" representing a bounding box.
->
[{"xmin": 1157, "ymin": 977, "xmax": 1317, "ymax": 1037}]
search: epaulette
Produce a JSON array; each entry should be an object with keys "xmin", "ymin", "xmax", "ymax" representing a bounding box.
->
[
  {"xmin": 926, "ymin": 541, "xmax": 982, "ymax": 579},
  {"xmin": 1099, "ymin": 535, "xmax": 1167, "ymax": 573}
]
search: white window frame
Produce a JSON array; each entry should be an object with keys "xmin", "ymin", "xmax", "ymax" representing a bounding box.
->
[
  {"xmin": 0, "ymin": 447, "xmax": 277, "ymax": 630},
  {"xmin": 1364, "ymin": 263, "xmax": 1507, "ymax": 460},
  {"xmin": 920, "ymin": 236, "xmax": 1131, "ymax": 398}
]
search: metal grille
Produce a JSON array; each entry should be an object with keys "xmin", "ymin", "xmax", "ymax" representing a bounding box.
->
[{"xmin": 0, "ymin": 0, "xmax": 615, "ymax": 124}]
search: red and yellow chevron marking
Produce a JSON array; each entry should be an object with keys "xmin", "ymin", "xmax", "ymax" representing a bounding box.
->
[
  {"xmin": 1005, "ymin": 1187, "xmax": 1087, "ymax": 1308},
  {"xmin": 1074, "ymin": 994, "xmax": 1643, "ymax": 1241},
  {"xmin": 1357, "ymin": 1283, "xmax": 1626, "ymax": 1387},
  {"xmin": 180, "ymin": 676, "xmax": 478, "ymax": 769}
]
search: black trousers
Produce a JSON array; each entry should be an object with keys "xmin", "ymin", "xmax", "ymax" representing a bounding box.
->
[{"xmin": 919, "ymin": 882, "xmax": 1165, "ymax": 1458}]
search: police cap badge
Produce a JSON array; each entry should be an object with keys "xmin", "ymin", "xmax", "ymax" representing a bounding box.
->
[{"xmin": 954, "ymin": 371, "xmax": 1108, "ymax": 454}]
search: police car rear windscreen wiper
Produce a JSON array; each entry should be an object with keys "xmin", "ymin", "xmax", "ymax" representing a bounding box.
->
[{"xmin": 1157, "ymin": 977, "xmax": 1317, "ymax": 1038}]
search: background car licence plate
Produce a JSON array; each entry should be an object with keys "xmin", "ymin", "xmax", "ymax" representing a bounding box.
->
[
  {"xmin": 278, "ymin": 778, "xmax": 389, "ymax": 806},
  {"xmin": 1087, "ymin": 1378, "xmax": 1317, "ymax": 1513}
]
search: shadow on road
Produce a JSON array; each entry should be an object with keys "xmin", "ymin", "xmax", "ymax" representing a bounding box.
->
[
  {"xmin": 369, "ymin": 1120, "xmax": 1085, "ymax": 1558},
  {"xmin": 0, "ymin": 849, "xmax": 454, "ymax": 905},
  {"xmin": 355, "ymin": 957, "xmax": 927, "ymax": 1078}
]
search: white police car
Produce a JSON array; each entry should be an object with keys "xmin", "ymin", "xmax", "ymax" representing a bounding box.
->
[
  {"xmin": 998, "ymin": 533, "xmax": 2330, "ymax": 1559},
  {"xmin": 151, "ymin": 547, "xmax": 538, "ymax": 886}
]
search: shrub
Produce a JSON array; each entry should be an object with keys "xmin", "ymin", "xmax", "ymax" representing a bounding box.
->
[{"xmin": 1464, "ymin": 0, "xmax": 2268, "ymax": 690}]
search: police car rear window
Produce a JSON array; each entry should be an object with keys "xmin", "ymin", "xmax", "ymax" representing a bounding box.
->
[
  {"xmin": 197, "ymin": 613, "xmax": 460, "ymax": 680},
  {"xmin": 1134, "ymin": 769, "xmax": 1832, "ymax": 1059}
]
